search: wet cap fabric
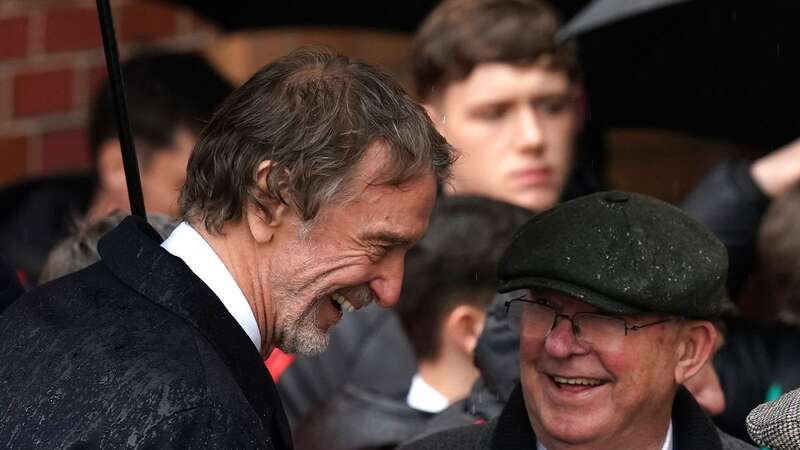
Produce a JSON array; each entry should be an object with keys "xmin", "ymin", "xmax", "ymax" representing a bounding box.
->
[
  {"xmin": 498, "ymin": 191, "xmax": 729, "ymax": 318},
  {"xmin": 747, "ymin": 387, "xmax": 800, "ymax": 450}
]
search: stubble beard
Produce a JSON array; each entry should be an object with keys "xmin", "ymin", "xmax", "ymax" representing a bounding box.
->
[{"xmin": 272, "ymin": 272, "xmax": 331, "ymax": 356}]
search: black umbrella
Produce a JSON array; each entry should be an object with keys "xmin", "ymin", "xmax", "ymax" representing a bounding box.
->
[
  {"xmin": 95, "ymin": 0, "xmax": 146, "ymax": 219},
  {"xmin": 560, "ymin": 0, "xmax": 800, "ymax": 150},
  {"xmin": 161, "ymin": 0, "xmax": 439, "ymax": 32}
]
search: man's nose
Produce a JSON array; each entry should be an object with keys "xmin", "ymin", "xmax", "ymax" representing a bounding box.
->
[
  {"xmin": 543, "ymin": 316, "xmax": 588, "ymax": 358},
  {"xmin": 368, "ymin": 254, "xmax": 405, "ymax": 308},
  {"xmin": 515, "ymin": 107, "xmax": 545, "ymax": 152}
]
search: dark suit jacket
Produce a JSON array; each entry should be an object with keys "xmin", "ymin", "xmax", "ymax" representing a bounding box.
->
[
  {"xmin": 0, "ymin": 216, "xmax": 293, "ymax": 449},
  {"xmin": 401, "ymin": 384, "xmax": 754, "ymax": 450}
]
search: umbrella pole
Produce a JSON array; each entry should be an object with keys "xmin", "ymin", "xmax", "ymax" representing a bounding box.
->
[{"xmin": 95, "ymin": 0, "xmax": 147, "ymax": 220}]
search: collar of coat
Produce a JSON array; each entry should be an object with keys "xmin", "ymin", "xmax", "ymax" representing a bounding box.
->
[
  {"xmin": 98, "ymin": 215, "xmax": 293, "ymax": 449},
  {"xmin": 490, "ymin": 382, "xmax": 722, "ymax": 450}
]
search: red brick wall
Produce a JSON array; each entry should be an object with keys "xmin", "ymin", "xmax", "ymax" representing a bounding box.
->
[{"xmin": 0, "ymin": 0, "xmax": 217, "ymax": 186}]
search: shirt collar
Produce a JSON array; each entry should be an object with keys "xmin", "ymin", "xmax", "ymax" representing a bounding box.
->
[
  {"xmin": 406, "ymin": 373, "xmax": 450, "ymax": 413},
  {"xmin": 161, "ymin": 222, "xmax": 261, "ymax": 352}
]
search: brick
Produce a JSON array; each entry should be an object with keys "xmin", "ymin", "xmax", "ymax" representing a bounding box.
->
[
  {"xmin": 0, "ymin": 16, "xmax": 29, "ymax": 60},
  {"xmin": 44, "ymin": 6, "xmax": 102, "ymax": 52},
  {"xmin": 118, "ymin": 1, "xmax": 177, "ymax": 42},
  {"xmin": 89, "ymin": 64, "xmax": 108, "ymax": 96},
  {"xmin": 0, "ymin": 136, "xmax": 30, "ymax": 186},
  {"xmin": 13, "ymin": 68, "xmax": 73, "ymax": 117},
  {"xmin": 41, "ymin": 128, "xmax": 90, "ymax": 173}
]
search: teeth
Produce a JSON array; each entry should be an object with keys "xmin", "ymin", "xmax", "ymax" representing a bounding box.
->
[
  {"xmin": 553, "ymin": 376, "xmax": 603, "ymax": 387},
  {"xmin": 332, "ymin": 292, "xmax": 356, "ymax": 313}
]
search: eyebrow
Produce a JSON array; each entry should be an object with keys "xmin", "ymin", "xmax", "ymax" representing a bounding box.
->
[{"xmin": 362, "ymin": 231, "xmax": 414, "ymax": 248}]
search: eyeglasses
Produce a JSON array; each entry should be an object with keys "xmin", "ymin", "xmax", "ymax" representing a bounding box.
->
[{"xmin": 504, "ymin": 296, "xmax": 674, "ymax": 351}]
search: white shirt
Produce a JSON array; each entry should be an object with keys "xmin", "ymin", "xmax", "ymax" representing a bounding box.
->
[
  {"xmin": 536, "ymin": 421, "xmax": 673, "ymax": 450},
  {"xmin": 161, "ymin": 222, "xmax": 261, "ymax": 352},
  {"xmin": 406, "ymin": 373, "xmax": 450, "ymax": 413}
]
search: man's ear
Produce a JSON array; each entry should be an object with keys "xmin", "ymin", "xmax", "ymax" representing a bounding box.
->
[
  {"xmin": 444, "ymin": 304, "xmax": 487, "ymax": 357},
  {"xmin": 674, "ymin": 320, "xmax": 718, "ymax": 385},
  {"xmin": 422, "ymin": 102, "xmax": 446, "ymax": 134},
  {"xmin": 245, "ymin": 160, "xmax": 291, "ymax": 244}
]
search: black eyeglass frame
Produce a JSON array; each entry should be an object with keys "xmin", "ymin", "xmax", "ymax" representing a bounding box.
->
[{"xmin": 504, "ymin": 297, "xmax": 675, "ymax": 337}]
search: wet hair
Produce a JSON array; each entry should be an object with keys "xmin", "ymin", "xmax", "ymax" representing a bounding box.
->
[
  {"xmin": 412, "ymin": 0, "xmax": 580, "ymax": 101},
  {"xmin": 89, "ymin": 50, "xmax": 233, "ymax": 166},
  {"xmin": 39, "ymin": 211, "xmax": 176, "ymax": 284},
  {"xmin": 396, "ymin": 196, "xmax": 533, "ymax": 361},
  {"xmin": 180, "ymin": 47, "xmax": 455, "ymax": 233}
]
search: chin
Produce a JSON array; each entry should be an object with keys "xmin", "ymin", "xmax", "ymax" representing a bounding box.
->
[
  {"xmin": 536, "ymin": 413, "xmax": 607, "ymax": 447},
  {"xmin": 511, "ymin": 189, "xmax": 560, "ymax": 212}
]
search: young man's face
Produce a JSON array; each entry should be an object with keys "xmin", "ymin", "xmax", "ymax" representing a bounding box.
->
[{"xmin": 428, "ymin": 62, "xmax": 581, "ymax": 212}]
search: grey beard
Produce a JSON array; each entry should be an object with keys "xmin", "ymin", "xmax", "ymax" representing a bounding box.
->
[{"xmin": 276, "ymin": 295, "xmax": 330, "ymax": 356}]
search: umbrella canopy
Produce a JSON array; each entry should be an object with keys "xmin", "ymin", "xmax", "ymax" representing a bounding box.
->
[
  {"xmin": 161, "ymin": 0, "xmax": 440, "ymax": 32},
  {"xmin": 561, "ymin": 0, "xmax": 800, "ymax": 150}
]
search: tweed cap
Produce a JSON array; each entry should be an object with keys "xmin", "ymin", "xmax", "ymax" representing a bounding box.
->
[
  {"xmin": 747, "ymin": 387, "xmax": 800, "ymax": 450},
  {"xmin": 498, "ymin": 191, "xmax": 729, "ymax": 318}
]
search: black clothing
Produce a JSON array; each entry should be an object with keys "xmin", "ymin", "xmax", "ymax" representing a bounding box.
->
[
  {"xmin": 681, "ymin": 160, "xmax": 771, "ymax": 297},
  {"xmin": 0, "ymin": 216, "xmax": 292, "ymax": 449},
  {"xmin": 402, "ymin": 385, "xmax": 754, "ymax": 450},
  {"xmin": 0, "ymin": 173, "xmax": 95, "ymax": 285},
  {"xmin": 714, "ymin": 321, "xmax": 800, "ymax": 443},
  {"xmin": 295, "ymin": 383, "xmax": 432, "ymax": 450},
  {"xmin": 278, "ymin": 304, "xmax": 417, "ymax": 428},
  {"xmin": 0, "ymin": 256, "xmax": 22, "ymax": 314}
]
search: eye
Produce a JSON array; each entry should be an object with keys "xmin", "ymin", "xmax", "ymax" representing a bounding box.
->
[
  {"xmin": 369, "ymin": 244, "xmax": 390, "ymax": 260},
  {"xmin": 537, "ymin": 98, "xmax": 569, "ymax": 115},
  {"xmin": 471, "ymin": 104, "xmax": 508, "ymax": 121}
]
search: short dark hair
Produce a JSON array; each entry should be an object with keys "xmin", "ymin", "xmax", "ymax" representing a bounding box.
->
[
  {"xmin": 413, "ymin": 0, "xmax": 579, "ymax": 101},
  {"xmin": 396, "ymin": 196, "xmax": 532, "ymax": 361},
  {"xmin": 180, "ymin": 47, "xmax": 455, "ymax": 233},
  {"xmin": 89, "ymin": 50, "xmax": 233, "ymax": 165}
]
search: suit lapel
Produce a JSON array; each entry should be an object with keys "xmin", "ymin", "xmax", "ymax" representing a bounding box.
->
[
  {"xmin": 98, "ymin": 216, "xmax": 293, "ymax": 449},
  {"xmin": 672, "ymin": 386, "xmax": 723, "ymax": 450}
]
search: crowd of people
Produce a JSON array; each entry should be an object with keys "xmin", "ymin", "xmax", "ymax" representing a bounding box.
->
[{"xmin": 0, "ymin": 0, "xmax": 799, "ymax": 449}]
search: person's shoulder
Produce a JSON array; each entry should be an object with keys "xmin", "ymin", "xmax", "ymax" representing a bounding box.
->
[
  {"xmin": 400, "ymin": 418, "xmax": 495, "ymax": 450},
  {"xmin": 718, "ymin": 428, "xmax": 758, "ymax": 450}
]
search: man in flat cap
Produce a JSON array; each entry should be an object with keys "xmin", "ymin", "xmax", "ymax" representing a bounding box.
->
[{"xmin": 403, "ymin": 191, "xmax": 754, "ymax": 450}]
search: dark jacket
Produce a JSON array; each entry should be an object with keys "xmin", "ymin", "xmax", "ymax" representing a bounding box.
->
[
  {"xmin": 402, "ymin": 384, "xmax": 755, "ymax": 450},
  {"xmin": 295, "ymin": 383, "xmax": 433, "ymax": 450},
  {"xmin": 0, "ymin": 216, "xmax": 292, "ymax": 449},
  {"xmin": 278, "ymin": 305, "xmax": 417, "ymax": 427},
  {"xmin": 0, "ymin": 256, "xmax": 22, "ymax": 314},
  {"xmin": 714, "ymin": 321, "xmax": 800, "ymax": 443},
  {"xmin": 681, "ymin": 159, "xmax": 770, "ymax": 297},
  {"xmin": 0, "ymin": 173, "xmax": 95, "ymax": 285}
]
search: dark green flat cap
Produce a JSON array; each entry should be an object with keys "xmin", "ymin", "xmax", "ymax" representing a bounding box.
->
[{"xmin": 498, "ymin": 191, "xmax": 729, "ymax": 318}]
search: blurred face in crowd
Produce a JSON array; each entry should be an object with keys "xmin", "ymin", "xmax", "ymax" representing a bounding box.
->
[
  {"xmin": 267, "ymin": 144, "xmax": 437, "ymax": 355},
  {"xmin": 517, "ymin": 290, "xmax": 715, "ymax": 449},
  {"xmin": 426, "ymin": 61, "xmax": 581, "ymax": 212},
  {"xmin": 92, "ymin": 128, "xmax": 196, "ymax": 220},
  {"xmin": 140, "ymin": 129, "xmax": 196, "ymax": 217}
]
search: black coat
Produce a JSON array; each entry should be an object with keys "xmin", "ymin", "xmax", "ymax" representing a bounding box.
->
[
  {"xmin": 295, "ymin": 383, "xmax": 432, "ymax": 450},
  {"xmin": 401, "ymin": 384, "xmax": 755, "ymax": 450},
  {"xmin": 0, "ymin": 216, "xmax": 292, "ymax": 449}
]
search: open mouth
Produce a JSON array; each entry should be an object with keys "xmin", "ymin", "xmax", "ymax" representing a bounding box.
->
[
  {"xmin": 549, "ymin": 374, "xmax": 608, "ymax": 392},
  {"xmin": 330, "ymin": 291, "xmax": 357, "ymax": 313}
]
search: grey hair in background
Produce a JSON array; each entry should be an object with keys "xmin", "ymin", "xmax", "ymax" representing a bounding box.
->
[{"xmin": 39, "ymin": 211, "xmax": 177, "ymax": 284}]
